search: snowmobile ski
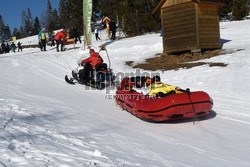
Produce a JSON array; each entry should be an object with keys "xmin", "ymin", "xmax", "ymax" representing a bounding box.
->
[
  {"xmin": 65, "ymin": 75, "xmax": 76, "ymax": 84},
  {"xmin": 65, "ymin": 75, "xmax": 106, "ymax": 90}
]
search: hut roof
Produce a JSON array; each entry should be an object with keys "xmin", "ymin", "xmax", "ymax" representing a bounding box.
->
[
  {"xmin": 152, "ymin": 0, "xmax": 224, "ymax": 14},
  {"xmin": 152, "ymin": 0, "xmax": 166, "ymax": 14}
]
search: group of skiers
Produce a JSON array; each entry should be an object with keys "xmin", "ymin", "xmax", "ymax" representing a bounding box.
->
[
  {"xmin": 38, "ymin": 27, "xmax": 68, "ymax": 52},
  {"xmin": 94, "ymin": 15, "xmax": 118, "ymax": 41},
  {"xmin": 36, "ymin": 15, "xmax": 118, "ymax": 53},
  {"xmin": 38, "ymin": 25, "xmax": 84, "ymax": 52},
  {"xmin": 0, "ymin": 41, "xmax": 22, "ymax": 54}
]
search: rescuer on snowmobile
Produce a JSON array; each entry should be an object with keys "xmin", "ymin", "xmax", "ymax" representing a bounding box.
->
[
  {"xmin": 65, "ymin": 45, "xmax": 115, "ymax": 89},
  {"xmin": 75, "ymin": 48, "xmax": 104, "ymax": 83}
]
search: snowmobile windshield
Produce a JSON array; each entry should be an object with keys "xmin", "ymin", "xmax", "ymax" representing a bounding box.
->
[{"xmin": 77, "ymin": 53, "xmax": 89, "ymax": 65}]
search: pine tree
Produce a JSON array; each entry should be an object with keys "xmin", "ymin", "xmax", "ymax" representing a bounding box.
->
[
  {"xmin": 21, "ymin": 10, "xmax": 27, "ymax": 36},
  {"xmin": 21, "ymin": 8, "xmax": 34, "ymax": 37},
  {"xmin": 51, "ymin": 9, "xmax": 61, "ymax": 30},
  {"xmin": 59, "ymin": 0, "xmax": 69, "ymax": 28},
  {"xmin": 220, "ymin": 0, "xmax": 233, "ymax": 16},
  {"xmin": 16, "ymin": 30, "xmax": 22, "ymax": 39},
  {"xmin": 25, "ymin": 8, "xmax": 34, "ymax": 36},
  {"xmin": 69, "ymin": 0, "xmax": 83, "ymax": 26},
  {"xmin": 220, "ymin": 0, "xmax": 249, "ymax": 20},
  {"xmin": 0, "ymin": 15, "xmax": 4, "ymax": 41},
  {"xmin": 68, "ymin": 0, "xmax": 83, "ymax": 34},
  {"xmin": 0, "ymin": 15, "xmax": 12, "ymax": 41},
  {"xmin": 233, "ymin": 0, "xmax": 249, "ymax": 20},
  {"xmin": 12, "ymin": 28, "xmax": 19, "ymax": 38},
  {"xmin": 58, "ymin": 0, "xmax": 83, "ymax": 34},
  {"xmin": 32, "ymin": 17, "xmax": 41, "ymax": 35},
  {"xmin": 92, "ymin": 0, "xmax": 100, "ymax": 15},
  {"xmin": 19, "ymin": 26, "xmax": 25, "ymax": 38},
  {"xmin": 97, "ymin": 0, "xmax": 161, "ymax": 36},
  {"xmin": 2, "ymin": 25, "xmax": 11, "ymax": 40},
  {"xmin": 46, "ymin": 0, "xmax": 54, "ymax": 33}
]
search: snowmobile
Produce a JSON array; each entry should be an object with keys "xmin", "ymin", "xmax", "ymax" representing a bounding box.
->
[{"xmin": 65, "ymin": 45, "xmax": 115, "ymax": 90}]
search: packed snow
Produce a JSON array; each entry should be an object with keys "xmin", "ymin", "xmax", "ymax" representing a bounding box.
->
[{"xmin": 1, "ymin": 20, "xmax": 250, "ymax": 167}]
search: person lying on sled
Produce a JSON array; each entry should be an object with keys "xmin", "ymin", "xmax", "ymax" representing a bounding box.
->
[
  {"xmin": 131, "ymin": 76, "xmax": 150, "ymax": 95},
  {"xmin": 78, "ymin": 48, "xmax": 103, "ymax": 83},
  {"xmin": 148, "ymin": 75, "xmax": 182, "ymax": 98}
]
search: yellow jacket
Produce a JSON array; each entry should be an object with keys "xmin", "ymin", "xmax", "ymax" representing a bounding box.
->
[{"xmin": 148, "ymin": 83, "xmax": 177, "ymax": 96}]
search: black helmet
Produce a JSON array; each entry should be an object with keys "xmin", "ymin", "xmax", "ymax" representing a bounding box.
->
[
  {"xmin": 135, "ymin": 76, "xmax": 141, "ymax": 82},
  {"xmin": 152, "ymin": 75, "xmax": 161, "ymax": 82}
]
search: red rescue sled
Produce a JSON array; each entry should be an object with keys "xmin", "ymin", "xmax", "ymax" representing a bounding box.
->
[{"xmin": 115, "ymin": 77, "xmax": 213, "ymax": 122}]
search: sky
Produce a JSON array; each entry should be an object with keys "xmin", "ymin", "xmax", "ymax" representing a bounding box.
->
[
  {"xmin": 0, "ymin": 0, "xmax": 59, "ymax": 32},
  {"xmin": 0, "ymin": 20, "xmax": 250, "ymax": 166}
]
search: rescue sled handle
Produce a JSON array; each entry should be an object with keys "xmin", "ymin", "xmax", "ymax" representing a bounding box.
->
[
  {"xmin": 99, "ymin": 45, "xmax": 111, "ymax": 70},
  {"xmin": 178, "ymin": 88, "xmax": 198, "ymax": 123},
  {"xmin": 179, "ymin": 88, "xmax": 191, "ymax": 95}
]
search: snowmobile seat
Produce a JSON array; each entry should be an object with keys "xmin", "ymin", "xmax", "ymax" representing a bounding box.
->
[{"xmin": 95, "ymin": 63, "xmax": 108, "ymax": 72}]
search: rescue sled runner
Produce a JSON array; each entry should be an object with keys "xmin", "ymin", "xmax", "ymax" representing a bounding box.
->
[{"xmin": 115, "ymin": 77, "xmax": 213, "ymax": 122}]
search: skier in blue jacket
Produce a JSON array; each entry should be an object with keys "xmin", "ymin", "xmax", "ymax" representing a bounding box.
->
[{"xmin": 38, "ymin": 28, "xmax": 47, "ymax": 51}]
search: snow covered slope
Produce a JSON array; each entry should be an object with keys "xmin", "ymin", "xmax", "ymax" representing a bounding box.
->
[{"xmin": 0, "ymin": 20, "xmax": 250, "ymax": 167}]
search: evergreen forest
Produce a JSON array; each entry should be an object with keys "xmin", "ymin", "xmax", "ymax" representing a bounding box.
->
[{"xmin": 0, "ymin": 0, "xmax": 249, "ymax": 41}]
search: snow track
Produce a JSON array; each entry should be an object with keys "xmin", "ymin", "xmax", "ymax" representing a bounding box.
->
[{"xmin": 1, "ymin": 21, "xmax": 250, "ymax": 166}]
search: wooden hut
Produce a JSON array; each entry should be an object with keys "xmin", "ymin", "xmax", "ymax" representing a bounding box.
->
[{"xmin": 153, "ymin": 0, "xmax": 224, "ymax": 54}]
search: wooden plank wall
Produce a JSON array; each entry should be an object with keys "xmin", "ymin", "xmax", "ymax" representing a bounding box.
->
[
  {"xmin": 197, "ymin": 3, "xmax": 221, "ymax": 49},
  {"xmin": 162, "ymin": 2, "xmax": 198, "ymax": 53}
]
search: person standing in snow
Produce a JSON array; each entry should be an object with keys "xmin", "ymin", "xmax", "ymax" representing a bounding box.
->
[
  {"xmin": 109, "ymin": 19, "xmax": 117, "ymax": 40},
  {"xmin": 102, "ymin": 15, "xmax": 111, "ymax": 39},
  {"xmin": 94, "ymin": 25, "xmax": 101, "ymax": 41},
  {"xmin": 38, "ymin": 28, "xmax": 47, "ymax": 51},
  {"xmin": 73, "ymin": 27, "xmax": 82, "ymax": 44},
  {"xmin": 54, "ymin": 27, "xmax": 67, "ymax": 52},
  {"xmin": 6, "ymin": 43, "xmax": 10, "ymax": 53},
  {"xmin": 49, "ymin": 33, "xmax": 55, "ymax": 47},
  {"xmin": 1, "ymin": 43, "xmax": 6, "ymax": 53},
  {"xmin": 11, "ymin": 42, "xmax": 16, "ymax": 53},
  {"xmin": 17, "ymin": 42, "xmax": 22, "ymax": 52}
]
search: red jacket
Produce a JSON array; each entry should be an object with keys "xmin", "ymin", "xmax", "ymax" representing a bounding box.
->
[
  {"xmin": 54, "ymin": 30, "xmax": 66, "ymax": 44},
  {"xmin": 82, "ymin": 52, "xmax": 103, "ymax": 69}
]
